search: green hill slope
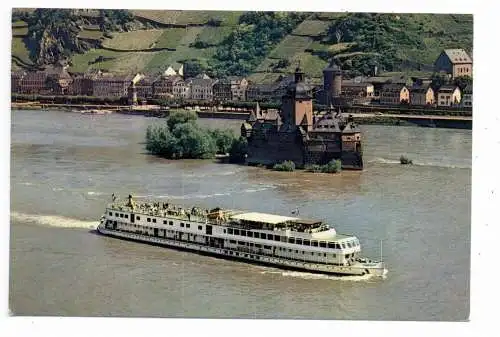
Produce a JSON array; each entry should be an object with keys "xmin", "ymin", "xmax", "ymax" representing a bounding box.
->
[{"xmin": 11, "ymin": 9, "xmax": 473, "ymax": 80}]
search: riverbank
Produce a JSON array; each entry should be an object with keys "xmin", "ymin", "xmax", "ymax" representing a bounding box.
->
[{"xmin": 11, "ymin": 102, "xmax": 472, "ymax": 129}]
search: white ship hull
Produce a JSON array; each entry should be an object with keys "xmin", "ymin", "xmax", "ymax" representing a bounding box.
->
[{"xmin": 97, "ymin": 224, "xmax": 387, "ymax": 277}]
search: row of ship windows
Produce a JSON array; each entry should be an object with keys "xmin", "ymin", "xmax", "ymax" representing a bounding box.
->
[
  {"xmin": 226, "ymin": 227, "xmax": 357, "ymax": 249},
  {"xmin": 227, "ymin": 240, "xmax": 346, "ymax": 258},
  {"xmin": 110, "ymin": 212, "xmax": 204, "ymax": 229},
  {"xmin": 124, "ymin": 222, "xmax": 205, "ymax": 231}
]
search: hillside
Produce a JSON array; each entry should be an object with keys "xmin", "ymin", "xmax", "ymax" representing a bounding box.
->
[{"xmin": 11, "ymin": 9, "xmax": 473, "ymax": 81}]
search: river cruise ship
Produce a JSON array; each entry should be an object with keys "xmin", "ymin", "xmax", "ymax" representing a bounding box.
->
[{"xmin": 97, "ymin": 195, "xmax": 388, "ymax": 277}]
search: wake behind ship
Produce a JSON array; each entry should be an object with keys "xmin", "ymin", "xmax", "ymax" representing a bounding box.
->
[{"xmin": 97, "ymin": 195, "xmax": 388, "ymax": 277}]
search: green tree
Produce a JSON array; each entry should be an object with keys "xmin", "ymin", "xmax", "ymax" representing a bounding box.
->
[
  {"xmin": 183, "ymin": 60, "xmax": 206, "ymax": 78},
  {"xmin": 166, "ymin": 110, "xmax": 198, "ymax": 132},
  {"xmin": 209, "ymin": 129, "xmax": 235, "ymax": 154},
  {"xmin": 453, "ymin": 76, "xmax": 472, "ymax": 91},
  {"xmin": 146, "ymin": 110, "xmax": 238, "ymax": 160},
  {"xmin": 228, "ymin": 137, "xmax": 248, "ymax": 163}
]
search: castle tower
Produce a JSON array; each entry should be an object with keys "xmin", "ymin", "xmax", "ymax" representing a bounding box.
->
[
  {"xmin": 281, "ymin": 65, "xmax": 313, "ymax": 130},
  {"xmin": 323, "ymin": 61, "xmax": 342, "ymax": 105},
  {"xmin": 127, "ymin": 81, "xmax": 138, "ymax": 106}
]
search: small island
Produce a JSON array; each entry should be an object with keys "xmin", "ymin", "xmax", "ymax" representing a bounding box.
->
[
  {"xmin": 400, "ymin": 155, "xmax": 414, "ymax": 165},
  {"xmin": 145, "ymin": 110, "xmax": 247, "ymax": 163}
]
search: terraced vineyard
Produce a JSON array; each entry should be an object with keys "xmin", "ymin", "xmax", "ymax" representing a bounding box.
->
[
  {"xmin": 102, "ymin": 30, "xmax": 165, "ymax": 50},
  {"xmin": 11, "ymin": 9, "xmax": 473, "ymax": 81}
]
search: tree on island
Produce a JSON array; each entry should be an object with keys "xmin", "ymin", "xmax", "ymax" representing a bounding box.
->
[{"xmin": 145, "ymin": 111, "xmax": 246, "ymax": 161}]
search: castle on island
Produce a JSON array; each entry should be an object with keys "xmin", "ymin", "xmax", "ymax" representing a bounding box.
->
[{"xmin": 240, "ymin": 64, "xmax": 363, "ymax": 170}]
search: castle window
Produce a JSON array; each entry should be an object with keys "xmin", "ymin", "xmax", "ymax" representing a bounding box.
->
[
  {"xmin": 169, "ymin": 221, "xmax": 173, "ymax": 226},
  {"xmin": 147, "ymin": 218, "xmax": 151, "ymax": 222},
  {"xmin": 198, "ymin": 225, "xmax": 202, "ymax": 230},
  {"xmin": 152, "ymin": 219, "xmax": 156, "ymax": 223},
  {"xmin": 137, "ymin": 216, "xmax": 140, "ymax": 220},
  {"xmin": 180, "ymin": 223, "xmax": 184, "ymax": 227},
  {"xmin": 163, "ymin": 220, "xmax": 167, "ymax": 225},
  {"xmin": 109, "ymin": 212, "xmax": 112, "ymax": 216},
  {"xmin": 186, "ymin": 224, "xmax": 190, "ymax": 228}
]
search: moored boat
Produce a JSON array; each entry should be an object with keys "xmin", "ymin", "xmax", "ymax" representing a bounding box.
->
[{"xmin": 97, "ymin": 195, "xmax": 388, "ymax": 277}]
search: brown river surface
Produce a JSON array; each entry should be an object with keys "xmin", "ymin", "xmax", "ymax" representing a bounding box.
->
[{"xmin": 9, "ymin": 109, "xmax": 471, "ymax": 320}]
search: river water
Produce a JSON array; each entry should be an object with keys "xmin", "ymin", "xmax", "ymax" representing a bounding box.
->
[{"xmin": 9, "ymin": 109, "xmax": 471, "ymax": 320}]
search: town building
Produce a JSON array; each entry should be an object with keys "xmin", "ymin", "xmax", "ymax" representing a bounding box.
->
[
  {"xmin": 11, "ymin": 71, "xmax": 26, "ymax": 94},
  {"xmin": 152, "ymin": 75, "xmax": 181, "ymax": 99},
  {"xmin": 340, "ymin": 80, "xmax": 374, "ymax": 104},
  {"xmin": 434, "ymin": 49, "xmax": 473, "ymax": 79},
  {"xmin": 436, "ymin": 85, "xmax": 461, "ymax": 107},
  {"xmin": 172, "ymin": 78, "xmax": 191, "ymax": 99},
  {"xmin": 17, "ymin": 71, "xmax": 50, "ymax": 94},
  {"xmin": 460, "ymin": 84, "xmax": 472, "ymax": 108},
  {"xmin": 134, "ymin": 75, "xmax": 154, "ymax": 100},
  {"xmin": 380, "ymin": 84, "xmax": 410, "ymax": 105},
  {"xmin": 68, "ymin": 72, "xmax": 94, "ymax": 96},
  {"xmin": 246, "ymin": 83, "xmax": 275, "ymax": 102},
  {"xmin": 227, "ymin": 76, "xmax": 248, "ymax": 101},
  {"xmin": 213, "ymin": 78, "xmax": 232, "ymax": 102},
  {"xmin": 44, "ymin": 66, "xmax": 73, "ymax": 95},
  {"xmin": 189, "ymin": 78, "xmax": 216, "ymax": 101},
  {"xmin": 92, "ymin": 74, "xmax": 133, "ymax": 98},
  {"xmin": 364, "ymin": 75, "xmax": 412, "ymax": 97},
  {"xmin": 410, "ymin": 85, "xmax": 435, "ymax": 106}
]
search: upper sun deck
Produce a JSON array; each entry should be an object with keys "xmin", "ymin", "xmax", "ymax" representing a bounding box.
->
[{"xmin": 228, "ymin": 211, "xmax": 330, "ymax": 234}]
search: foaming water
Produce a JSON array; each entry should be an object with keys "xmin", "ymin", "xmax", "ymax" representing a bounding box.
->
[
  {"xmin": 87, "ymin": 191, "xmax": 105, "ymax": 196},
  {"xmin": 260, "ymin": 269, "xmax": 375, "ymax": 282},
  {"xmin": 10, "ymin": 211, "xmax": 98, "ymax": 230},
  {"xmin": 368, "ymin": 157, "xmax": 471, "ymax": 169}
]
